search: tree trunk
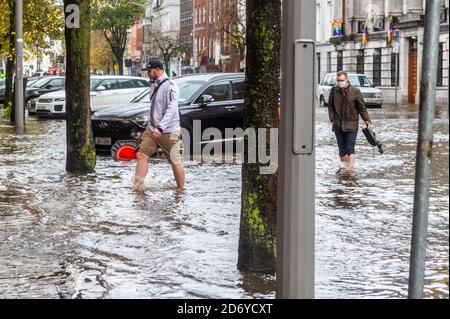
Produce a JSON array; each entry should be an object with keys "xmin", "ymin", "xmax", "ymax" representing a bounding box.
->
[
  {"xmin": 5, "ymin": 0, "xmax": 15, "ymax": 120},
  {"xmin": 112, "ymin": 50, "xmax": 124, "ymax": 75},
  {"xmin": 238, "ymin": 0, "xmax": 281, "ymax": 273},
  {"xmin": 64, "ymin": 0, "xmax": 96, "ymax": 173}
]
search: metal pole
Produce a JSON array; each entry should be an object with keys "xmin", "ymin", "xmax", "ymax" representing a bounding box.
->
[
  {"xmin": 15, "ymin": 0, "xmax": 24, "ymax": 132},
  {"xmin": 408, "ymin": 0, "xmax": 441, "ymax": 300},
  {"xmin": 192, "ymin": 0, "xmax": 197, "ymax": 69},
  {"xmin": 278, "ymin": 1, "xmax": 316, "ymax": 299}
]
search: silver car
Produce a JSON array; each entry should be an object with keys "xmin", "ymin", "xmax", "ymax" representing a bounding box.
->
[{"xmin": 318, "ymin": 73, "xmax": 383, "ymax": 108}]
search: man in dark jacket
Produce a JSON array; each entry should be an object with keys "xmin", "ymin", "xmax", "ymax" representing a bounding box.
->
[{"xmin": 327, "ymin": 71, "xmax": 373, "ymax": 172}]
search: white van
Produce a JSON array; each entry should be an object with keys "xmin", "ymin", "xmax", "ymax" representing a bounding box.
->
[
  {"xmin": 36, "ymin": 76, "xmax": 150, "ymax": 118},
  {"xmin": 318, "ymin": 73, "xmax": 383, "ymax": 108}
]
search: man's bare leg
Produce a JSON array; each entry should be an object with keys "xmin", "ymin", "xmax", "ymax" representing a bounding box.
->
[
  {"xmin": 171, "ymin": 162, "xmax": 185, "ymax": 191},
  {"xmin": 132, "ymin": 153, "xmax": 149, "ymax": 191},
  {"xmin": 347, "ymin": 154, "xmax": 356, "ymax": 171}
]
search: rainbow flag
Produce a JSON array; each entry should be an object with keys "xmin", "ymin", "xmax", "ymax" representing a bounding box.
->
[
  {"xmin": 332, "ymin": 19, "xmax": 343, "ymax": 37},
  {"xmin": 387, "ymin": 16, "xmax": 394, "ymax": 47},
  {"xmin": 361, "ymin": 20, "xmax": 369, "ymax": 48}
]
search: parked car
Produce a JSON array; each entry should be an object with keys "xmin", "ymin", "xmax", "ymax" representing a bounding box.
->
[
  {"xmin": 0, "ymin": 76, "xmax": 48, "ymax": 106},
  {"xmin": 318, "ymin": 73, "xmax": 383, "ymax": 108},
  {"xmin": 35, "ymin": 76, "xmax": 150, "ymax": 118},
  {"xmin": 91, "ymin": 73, "xmax": 246, "ymax": 154},
  {"xmin": 25, "ymin": 76, "xmax": 66, "ymax": 114}
]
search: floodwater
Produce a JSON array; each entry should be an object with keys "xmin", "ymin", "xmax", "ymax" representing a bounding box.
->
[{"xmin": 0, "ymin": 103, "xmax": 448, "ymax": 299}]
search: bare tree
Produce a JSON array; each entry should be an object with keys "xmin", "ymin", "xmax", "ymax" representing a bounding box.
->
[{"xmin": 147, "ymin": 29, "xmax": 183, "ymax": 75}]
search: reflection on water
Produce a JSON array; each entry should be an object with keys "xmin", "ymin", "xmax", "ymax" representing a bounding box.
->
[{"xmin": 0, "ymin": 103, "xmax": 448, "ymax": 299}]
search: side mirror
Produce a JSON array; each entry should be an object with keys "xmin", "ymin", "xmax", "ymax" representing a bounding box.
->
[
  {"xmin": 96, "ymin": 85, "xmax": 106, "ymax": 92},
  {"xmin": 200, "ymin": 94, "xmax": 214, "ymax": 106},
  {"xmin": 45, "ymin": 84, "xmax": 52, "ymax": 89}
]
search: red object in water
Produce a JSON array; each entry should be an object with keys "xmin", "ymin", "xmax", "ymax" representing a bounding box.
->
[{"xmin": 115, "ymin": 145, "xmax": 137, "ymax": 161}]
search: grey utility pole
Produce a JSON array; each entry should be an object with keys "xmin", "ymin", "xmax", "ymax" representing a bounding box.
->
[
  {"xmin": 15, "ymin": 0, "xmax": 25, "ymax": 132},
  {"xmin": 408, "ymin": 0, "xmax": 441, "ymax": 299},
  {"xmin": 278, "ymin": 1, "xmax": 316, "ymax": 299}
]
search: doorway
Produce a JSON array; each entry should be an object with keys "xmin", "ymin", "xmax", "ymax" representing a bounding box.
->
[{"xmin": 408, "ymin": 37, "xmax": 418, "ymax": 104}]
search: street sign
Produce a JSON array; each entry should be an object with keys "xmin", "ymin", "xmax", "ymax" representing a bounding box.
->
[{"xmin": 114, "ymin": 64, "xmax": 119, "ymax": 71}]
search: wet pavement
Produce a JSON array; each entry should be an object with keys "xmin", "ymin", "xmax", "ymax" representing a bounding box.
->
[{"xmin": 0, "ymin": 103, "xmax": 448, "ymax": 299}]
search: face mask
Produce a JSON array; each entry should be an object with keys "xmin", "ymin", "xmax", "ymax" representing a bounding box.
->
[{"xmin": 338, "ymin": 80, "xmax": 348, "ymax": 89}]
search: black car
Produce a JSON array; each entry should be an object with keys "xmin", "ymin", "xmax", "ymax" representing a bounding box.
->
[
  {"xmin": 0, "ymin": 76, "xmax": 45, "ymax": 106},
  {"xmin": 25, "ymin": 76, "xmax": 65, "ymax": 114},
  {"xmin": 91, "ymin": 73, "xmax": 246, "ymax": 154}
]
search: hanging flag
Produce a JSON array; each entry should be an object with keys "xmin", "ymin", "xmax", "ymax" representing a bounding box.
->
[
  {"xmin": 332, "ymin": 19, "xmax": 344, "ymax": 37},
  {"xmin": 387, "ymin": 16, "xmax": 394, "ymax": 47},
  {"xmin": 338, "ymin": 19, "xmax": 344, "ymax": 36},
  {"xmin": 332, "ymin": 19, "xmax": 338, "ymax": 37},
  {"xmin": 362, "ymin": 20, "xmax": 369, "ymax": 48}
]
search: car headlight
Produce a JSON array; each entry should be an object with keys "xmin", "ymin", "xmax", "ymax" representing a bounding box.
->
[
  {"xmin": 375, "ymin": 93, "xmax": 382, "ymax": 98},
  {"xmin": 133, "ymin": 115, "xmax": 149, "ymax": 124}
]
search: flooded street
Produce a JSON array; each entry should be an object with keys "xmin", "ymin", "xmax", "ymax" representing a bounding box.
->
[{"xmin": 0, "ymin": 103, "xmax": 448, "ymax": 299}]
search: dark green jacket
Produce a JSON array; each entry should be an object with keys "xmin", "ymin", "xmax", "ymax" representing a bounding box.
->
[{"xmin": 327, "ymin": 84, "xmax": 372, "ymax": 132}]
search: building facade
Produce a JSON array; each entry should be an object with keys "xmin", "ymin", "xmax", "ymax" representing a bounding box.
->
[
  {"xmin": 180, "ymin": 0, "xmax": 194, "ymax": 66},
  {"xmin": 317, "ymin": 0, "xmax": 449, "ymax": 105},
  {"xmin": 180, "ymin": 0, "xmax": 244, "ymax": 73},
  {"xmin": 143, "ymin": 0, "xmax": 181, "ymax": 75},
  {"xmin": 126, "ymin": 18, "xmax": 145, "ymax": 76}
]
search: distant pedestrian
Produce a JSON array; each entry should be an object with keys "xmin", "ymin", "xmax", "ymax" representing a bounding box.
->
[
  {"xmin": 171, "ymin": 71, "xmax": 177, "ymax": 78},
  {"xmin": 132, "ymin": 59, "xmax": 185, "ymax": 191},
  {"xmin": 327, "ymin": 71, "xmax": 373, "ymax": 173}
]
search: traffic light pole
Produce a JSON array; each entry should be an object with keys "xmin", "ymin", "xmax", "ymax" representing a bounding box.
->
[
  {"xmin": 278, "ymin": 1, "xmax": 316, "ymax": 299},
  {"xmin": 15, "ymin": 0, "xmax": 25, "ymax": 132}
]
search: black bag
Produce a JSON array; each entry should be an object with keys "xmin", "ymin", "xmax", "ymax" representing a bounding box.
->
[{"xmin": 362, "ymin": 127, "xmax": 384, "ymax": 154}]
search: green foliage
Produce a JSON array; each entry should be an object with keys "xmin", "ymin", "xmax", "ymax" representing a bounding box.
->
[
  {"xmin": 92, "ymin": 0, "xmax": 147, "ymax": 73},
  {"xmin": 0, "ymin": 0, "xmax": 64, "ymax": 59}
]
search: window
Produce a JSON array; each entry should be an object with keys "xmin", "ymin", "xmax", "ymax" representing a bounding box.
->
[
  {"xmin": 391, "ymin": 53, "xmax": 399, "ymax": 87},
  {"xmin": 232, "ymin": 79, "xmax": 246, "ymax": 100},
  {"xmin": 337, "ymin": 51, "xmax": 343, "ymax": 72},
  {"xmin": 137, "ymin": 80, "xmax": 150, "ymax": 88},
  {"xmin": 48, "ymin": 78, "xmax": 65, "ymax": 87},
  {"xmin": 437, "ymin": 43, "xmax": 443, "ymax": 87},
  {"xmin": 196, "ymin": 81, "xmax": 232, "ymax": 103},
  {"xmin": 329, "ymin": 75, "xmax": 336, "ymax": 86},
  {"xmin": 327, "ymin": 52, "xmax": 332, "ymax": 73},
  {"xmin": 373, "ymin": 48, "xmax": 382, "ymax": 86},
  {"xmin": 99, "ymin": 79, "xmax": 118, "ymax": 90},
  {"xmin": 117, "ymin": 79, "xmax": 134, "ymax": 89},
  {"xmin": 357, "ymin": 50, "xmax": 365, "ymax": 75}
]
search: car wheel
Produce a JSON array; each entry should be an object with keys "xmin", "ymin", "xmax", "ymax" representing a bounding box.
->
[{"xmin": 320, "ymin": 96, "xmax": 327, "ymax": 108}]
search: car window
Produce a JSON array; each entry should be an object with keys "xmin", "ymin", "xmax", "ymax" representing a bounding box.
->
[
  {"xmin": 171, "ymin": 80, "xmax": 205, "ymax": 103},
  {"xmin": 117, "ymin": 79, "xmax": 134, "ymax": 89},
  {"xmin": 196, "ymin": 81, "xmax": 232, "ymax": 104},
  {"xmin": 137, "ymin": 80, "xmax": 150, "ymax": 88},
  {"xmin": 329, "ymin": 76, "xmax": 336, "ymax": 86},
  {"xmin": 358, "ymin": 75, "xmax": 373, "ymax": 87},
  {"xmin": 232, "ymin": 79, "xmax": 246, "ymax": 100},
  {"xmin": 32, "ymin": 78, "xmax": 51, "ymax": 88},
  {"xmin": 48, "ymin": 78, "xmax": 65, "ymax": 87},
  {"xmin": 99, "ymin": 79, "xmax": 118, "ymax": 91}
]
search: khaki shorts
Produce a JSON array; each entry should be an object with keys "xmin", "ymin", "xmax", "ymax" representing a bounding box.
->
[{"xmin": 138, "ymin": 128, "xmax": 183, "ymax": 164}]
